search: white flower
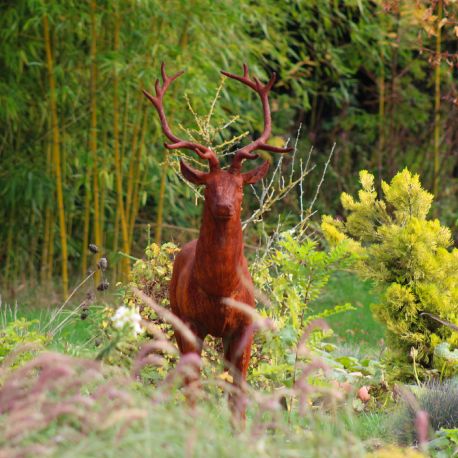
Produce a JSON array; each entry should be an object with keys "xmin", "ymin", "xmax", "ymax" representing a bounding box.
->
[{"xmin": 111, "ymin": 305, "xmax": 143, "ymax": 337}]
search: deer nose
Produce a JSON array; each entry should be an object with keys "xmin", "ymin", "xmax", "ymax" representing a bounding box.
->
[{"xmin": 215, "ymin": 203, "xmax": 234, "ymax": 217}]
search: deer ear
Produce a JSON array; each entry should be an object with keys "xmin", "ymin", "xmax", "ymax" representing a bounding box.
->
[
  {"xmin": 242, "ymin": 161, "xmax": 270, "ymax": 185},
  {"xmin": 180, "ymin": 160, "xmax": 208, "ymax": 185}
]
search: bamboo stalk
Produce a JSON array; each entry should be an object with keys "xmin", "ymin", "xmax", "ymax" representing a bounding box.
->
[
  {"xmin": 154, "ymin": 153, "xmax": 168, "ymax": 244},
  {"xmin": 41, "ymin": 205, "xmax": 51, "ymax": 284},
  {"xmin": 99, "ymin": 171, "xmax": 106, "ymax": 248},
  {"xmin": 128, "ymin": 109, "xmax": 148, "ymax": 248},
  {"xmin": 89, "ymin": 0, "xmax": 102, "ymax": 283},
  {"xmin": 81, "ymin": 168, "xmax": 92, "ymax": 275},
  {"xmin": 4, "ymin": 211, "xmax": 14, "ymax": 286},
  {"xmin": 100, "ymin": 128, "xmax": 107, "ymax": 248},
  {"xmin": 43, "ymin": 14, "xmax": 68, "ymax": 298},
  {"xmin": 113, "ymin": 6, "xmax": 130, "ymax": 280},
  {"xmin": 112, "ymin": 208, "xmax": 120, "ymax": 283},
  {"xmin": 433, "ymin": 0, "xmax": 442, "ymax": 197},
  {"xmin": 115, "ymin": 91, "xmax": 129, "ymax": 279},
  {"xmin": 131, "ymin": 166, "xmax": 149, "ymax": 248},
  {"xmin": 41, "ymin": 140, "xmax": 52, "ymax": 284},
  {"xmin": 125, "ymin": 102, "xmax": 143, "ymax": 222},
  {"xmin": 47, "ymin": 212, "xmax": 55, "ymax": 282},
  {"xmin": 61, "ymin": 112, "xmax": 67, "ymax": 184},
  {"xmin": 120, "ymin": 92, "xmax": 130, "ymax": 167},
  {"xmin": 29, "ymin": 212, "xmax": 38, "ymax": 287}
]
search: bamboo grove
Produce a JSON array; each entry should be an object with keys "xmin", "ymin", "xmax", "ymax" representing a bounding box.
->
[{"xmin": 1, "ymin": 1, "xmax": 457, "ymax": 298}]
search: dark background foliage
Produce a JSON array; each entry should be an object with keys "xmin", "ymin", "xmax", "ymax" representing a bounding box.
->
[{"xmin": 0, "ymin": 0, "xmax": 456, "ymax": 297}]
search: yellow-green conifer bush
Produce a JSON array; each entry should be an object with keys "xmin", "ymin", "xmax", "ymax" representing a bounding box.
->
[{"xmin": 322, "ymin": 169, "xmax": 458, "ymax": 379}]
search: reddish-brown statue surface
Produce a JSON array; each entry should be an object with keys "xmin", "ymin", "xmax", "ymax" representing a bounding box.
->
[{"xmin": 143, "ymin": 64, "xmax": 291, "ymax": 420}]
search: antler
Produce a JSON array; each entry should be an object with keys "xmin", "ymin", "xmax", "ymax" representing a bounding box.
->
[
  {"xmin": 221, "ymin": 64, "xmax": 292, "ymax": 172},
  {"xmin": 143, "ymin": 63, "xmax": 220, "ymax": 170}
]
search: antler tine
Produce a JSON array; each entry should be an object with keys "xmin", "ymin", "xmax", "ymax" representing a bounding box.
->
[
  {"xmin": 242, "ymin": 63, "xmax": 249, "ymax": 78},
  {"xmin": 221, "ymin": 64, "xmax": 292, "ymax": 172},
  {"xmin": 143, "ymin": 63, "xmax": 220, "ymax": 170}
]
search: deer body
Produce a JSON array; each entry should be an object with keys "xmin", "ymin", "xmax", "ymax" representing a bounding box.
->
[
  {"xmin": 143, "ymin": 64, "xmax": 291, "ymax": 421},
  {"xmin": 171, "ymin": 237, "xmax": 253, "ymax": 339},
  {"xmin": 171, "ymin": 221, "xmax": 253, "ymax": 339}
]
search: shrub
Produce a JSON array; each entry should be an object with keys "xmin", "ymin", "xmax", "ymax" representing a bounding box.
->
[
  {"xmin": 96, "ymin": 243, "xmax": 179, "ymax": 375},
  {"xmin": 122, "ymin": 242, "xmax": 179, "ymax": 313},
  {"xmin": 250, "ymin": 232, "xmax": 356, "ymax": 389},
  {"xmin": 322, "ymin": 169, "xmax": 458, "ymax": 379}
]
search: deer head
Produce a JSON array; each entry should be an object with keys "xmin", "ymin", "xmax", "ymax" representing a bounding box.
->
[{"xmin": 143, "ymin": 63, "xmax": 292, "ymax": 221}]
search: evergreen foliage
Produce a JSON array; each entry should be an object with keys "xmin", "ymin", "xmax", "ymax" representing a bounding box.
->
[{"xmin": 322, "ymin": 169, "xmax": 458, "ymax": 379}]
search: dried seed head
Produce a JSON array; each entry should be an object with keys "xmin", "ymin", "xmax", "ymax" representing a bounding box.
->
[
  {"xmin": 88, "ymin": 243, "xmax": 99, "ymax": 254},
  {"xmin": 95, "ymin": 338, "xmax": 102, "ymax": 347},
  {"xmin": 80, "ymin": 311, "xmax": 88, "ymax": 320},
  {"xmin": 86, "ymin": 291, "xmax": 95, "ymax": 303},
  {"xmin": 97, "ymin": 280, "xmax": 109, "ymax": 291},
  {"xmin": 97, "ymin": 256, "xmax": 108, "ymax": 272}
]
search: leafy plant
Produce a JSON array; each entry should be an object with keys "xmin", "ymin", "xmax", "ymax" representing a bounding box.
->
[
  {"xmin": 250, "ymin": 232, "xmax": 356, "ymax": 389},
  {"xmin": 434, "ymin": 343, "xmax": 458, "ymax": 378},
  {"xmin": 122, "ymin": 242, "xmax": 179, "ymax": 311},
  {"xmin": 322, "ymin": 169, "xmax": 458, "ymax": 379},
  {"xmin": 313, "ymin": 342, "xmax": 385, "ymax": 384},
  {"xmin": 0, "ymin": 318, "xmax": 49, "ymax": 367},
  {"xmin": 428, "ymin": 427, "xmax": 458, "ymax": 457},
  {"xmin": 96, "ymin": 242, "xmax": 179, "ymax": 378}
]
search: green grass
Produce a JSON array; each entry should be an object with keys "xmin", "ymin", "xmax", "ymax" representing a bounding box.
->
[
  {"xmin": 309, "ymin": 271, "xmax": 385, "ymax": 349},
  {"xmin": 344, "ymin": 411, "xmax": 392, "ymax": 442},
  {"xmin": 2, "ymin": 271, "xmax": 385, "ymax": 353},
  {"xmin": 34, "ymin": 404, "xmax": 374, "ymax": 457},
  {"xmin": 0, "ymin": 302, "xmax": 101, "ymax": 355}
]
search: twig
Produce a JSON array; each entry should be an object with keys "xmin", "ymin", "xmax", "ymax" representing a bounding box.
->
[
  {"xmin": 308, "ymin": 142, "xmax": 335, "ymax": 212},
  {"xmin": 44, "ymin": 271, "xmax": 95, "ymax": 331}
]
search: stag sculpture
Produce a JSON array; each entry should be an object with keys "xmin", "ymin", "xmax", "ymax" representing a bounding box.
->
[{"xmin": 143, "ymin": 63, "xmax": 291, "ymax": 420}]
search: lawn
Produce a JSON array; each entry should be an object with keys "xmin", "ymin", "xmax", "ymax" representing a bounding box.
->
[
  {"xmin": 309, "ymin": 271, "xmax": 385, "ymax": 350},
  {"xmin": 2, "ymin": 271, "xmax": 384, "ymax": 353}
]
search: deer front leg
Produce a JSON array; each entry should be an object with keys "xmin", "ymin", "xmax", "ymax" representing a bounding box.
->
[{"xmin": 224, "ymin": 327, "xmax": 254, "ymax": 425}]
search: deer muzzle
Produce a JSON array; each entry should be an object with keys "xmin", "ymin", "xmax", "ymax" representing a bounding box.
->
[{"xmin": 214, "ymin": 203, "xmax": 235, "ymax": 219}]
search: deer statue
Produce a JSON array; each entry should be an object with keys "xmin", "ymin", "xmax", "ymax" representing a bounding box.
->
[{"xmin": 143, "ymin": 63, "xmax": 291, "ymax": 421}]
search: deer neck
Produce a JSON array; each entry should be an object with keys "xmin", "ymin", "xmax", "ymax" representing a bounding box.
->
[{"xmin": 193, "ymin": 204, "xmax": 244, "ymax": 296}]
